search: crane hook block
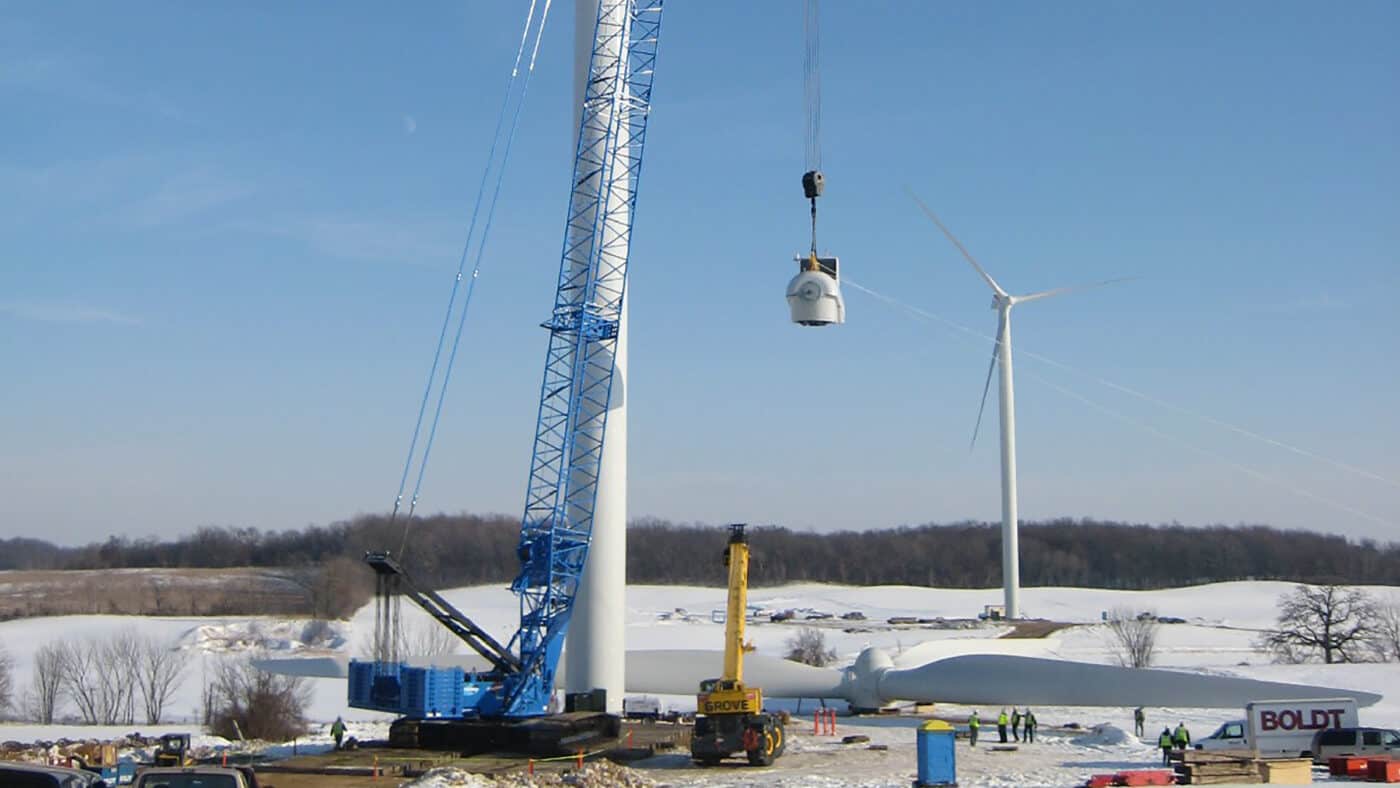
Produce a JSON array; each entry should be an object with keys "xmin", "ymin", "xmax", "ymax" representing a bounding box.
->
[{"xmin": 802, "ymin": 170, "xmax": 824, "ymax": 200}]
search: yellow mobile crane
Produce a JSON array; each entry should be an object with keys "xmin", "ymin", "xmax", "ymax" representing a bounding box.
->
[{"xmin": 690, "ymin": 524, "xmax": 786, "ymax": 766}]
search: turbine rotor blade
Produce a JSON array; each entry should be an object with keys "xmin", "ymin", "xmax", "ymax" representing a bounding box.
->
[
  {"xmin": 906, "ymin": 188, "xmax": 1007, "ymax": 297},
  {"xmin": 251, "ymin": 656, "xmax": 350, "ymax": 679},
  {"xmin": 624, "ymin": 650, "xmax": 844, "ymax": 698},
  {"xmin": 1013, "ymin": 276, "xmax": 1139, "ymax": 305},
  {"xmin": 877, "ymin": 654, "xmax": 1383, "ymax": 708},
  {"xmin": 970, "ymin": 321, "xmax": 1004, "ymax": 451}
]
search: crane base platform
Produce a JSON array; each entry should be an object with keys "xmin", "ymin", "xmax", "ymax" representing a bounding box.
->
[{"xmin": 390, "ymin": 712, "xmax": 622, "ymax": 756}]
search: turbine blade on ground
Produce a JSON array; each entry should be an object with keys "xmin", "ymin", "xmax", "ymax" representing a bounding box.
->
[
  {"xmin": 1014, "ymin": 277, "xmax": 1138, "ymax": 305},
  {"xmin": 906, "ymin": 189, "xmax": 1007, "ymax": 297},
  {"xmin": 625, "ymin": 650, "xmax": 844, "ymax": 698},
  {"xmin": 970, "ymin": 321, "xmax": 1003, "ymax": 451},
  {"xmin": 251, "ymin": 655, "xmax": 350, "ymax": 679},
  {"xmin": 878, "ymin": 654, "xmax": 1383, "ymax": 708}
]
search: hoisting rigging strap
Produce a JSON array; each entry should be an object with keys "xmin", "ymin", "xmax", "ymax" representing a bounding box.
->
[{"xmin": 802, "ymin": 0, "xmax": 824, "ymax": 267}]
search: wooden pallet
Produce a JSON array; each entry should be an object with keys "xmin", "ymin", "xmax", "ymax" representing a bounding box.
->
[{"xmin": 1174, "ymin": 750, "xmax": 1313, "ymax": 785}]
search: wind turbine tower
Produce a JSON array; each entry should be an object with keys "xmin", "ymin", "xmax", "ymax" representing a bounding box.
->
[
  {"xmin": 915, "ymin": 197, "xmax": 1122, "ymax": 621},
  {"xmin": 564, "ymin": 0, "xmax": 629, "ymax": 713}
]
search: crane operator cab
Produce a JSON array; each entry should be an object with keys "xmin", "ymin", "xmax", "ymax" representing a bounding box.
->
[{"xmin": 787, "ymin": 253, "xmax": 845, "ymax": 326}]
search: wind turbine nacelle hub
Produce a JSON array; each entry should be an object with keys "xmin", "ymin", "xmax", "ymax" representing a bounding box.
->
[
  {"xmin": 787, "ymin": 255, "xmax": 845, "ymax": 327},
  {"xmin": 839, "ymin": 646, "xmax": 894, "ymax": 711}
]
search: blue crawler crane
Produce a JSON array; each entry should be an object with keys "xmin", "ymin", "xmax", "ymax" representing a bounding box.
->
[{"xmin": 346, "ymin": 0, "xmax": 663, "ymax": 753}]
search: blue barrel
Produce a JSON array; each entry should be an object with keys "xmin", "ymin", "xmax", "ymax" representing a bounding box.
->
[{"xmin": 916, "ymin": 719, "xmax": 957, "ymax": 787}]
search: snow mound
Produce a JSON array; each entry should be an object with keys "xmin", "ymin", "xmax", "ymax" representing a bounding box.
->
[
  {"xmin": 402, "ymin": 762, "xmax": 654, "ymax": 788},
  {"xmin": 403, "ymin": 768, "xmax": 495, "ymax": 788},
  {"xmin": 186, "ymin": 619, "xmax": 345, "ymax": 654},
  {"xmin": 1071, "ymin": 723, "xmax": 1135, "ymax": 747}
]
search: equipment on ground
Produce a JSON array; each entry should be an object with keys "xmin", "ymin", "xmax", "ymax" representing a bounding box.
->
[
  {"xmin": 690, "ymin": 524, "xmax": 786, "ymax": 767},
  {"xmin": 787, "ymin": 0, "xmax": 844, "ymax": 326},
  {"xmin": 345, "ymin": 0, "xmax": 664, "ymax": 742},
  {"xmin": 133, "ymin": 766, "xmax": 261, "ymax": 788},
  {"xmin": 153, "ymin": 733, "xmax": 192, "ymax": 767}
]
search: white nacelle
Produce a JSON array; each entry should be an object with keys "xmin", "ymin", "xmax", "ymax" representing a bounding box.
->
[{"xmin": 787, "ymin": 255, "xmax": 845, "ymax": 326}]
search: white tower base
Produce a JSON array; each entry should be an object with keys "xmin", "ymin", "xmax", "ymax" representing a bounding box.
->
[{"xmin": 564, "ymin": 0, "xmax": 627, "ymax": 713}]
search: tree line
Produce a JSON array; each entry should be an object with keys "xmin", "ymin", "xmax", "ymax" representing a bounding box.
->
[{"xmin": 4, "ymin": 514, "xmax": 1399, "ymax": 590}]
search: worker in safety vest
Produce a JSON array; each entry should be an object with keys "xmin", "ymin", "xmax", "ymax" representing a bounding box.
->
[
  {"xmin": 1133, "ymin": 707, "xmax": 1145, "ymax": 737},
  {"xmin": 1010, "ymin": 708, "xmax": 1022, "ymax": 741},
  {"xmin": 997, "ymin": 709, "xmax": 1009, "ymax": 743},
  {"xmin": 968, "ymin": 711, "xmax": 980, "ymax": 747},
  {"xmin": 331, "ymin": 717, "xmax": 346, "ymax": 750},
  {"xmin": 1023, "ymin": 709, "xmax": 1037, "ymax": 743},
  {"xmin": 1158, "ymin": 727, "xmax": 1174, "ymax": 764},
  {"xmin": 1173, "ymin": 722, "xmax": 1190, "ymax": 749}
]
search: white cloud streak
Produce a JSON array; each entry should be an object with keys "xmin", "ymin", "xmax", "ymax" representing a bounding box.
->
[{"xmin": 0, "ymin": 301, "xmax": 141, "ymax": 326}]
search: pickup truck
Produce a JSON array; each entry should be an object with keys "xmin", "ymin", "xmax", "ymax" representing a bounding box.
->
[{"xmin": 132, "ymin": 767, "xmax": 267, "ymax": 788}]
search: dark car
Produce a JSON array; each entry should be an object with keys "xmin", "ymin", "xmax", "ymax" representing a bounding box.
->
[
  {"xmin": 1309, "ymin": 726, "xmax": 1400, "ymax": 763},
  {"xmin": 0, "ymin": 763, "xmax": 107, "ymax": 788}
]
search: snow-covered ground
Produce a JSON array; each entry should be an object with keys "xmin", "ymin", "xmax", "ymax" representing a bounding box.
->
[{"xmin": 2, "ymin": 579, "xmax": 1397, "ymax": 786}]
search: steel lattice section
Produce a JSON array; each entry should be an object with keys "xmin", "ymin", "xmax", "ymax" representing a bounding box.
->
[{"xmin": 506, "ymin": 0, "xmax": 663, "ymax": 716}]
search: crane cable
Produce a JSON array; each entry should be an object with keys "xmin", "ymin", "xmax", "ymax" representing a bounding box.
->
[
  {"xmin": 390, "ymin": 0, "xmax": 555, "ymax": 562},
  {"xmin": 803, "ymin": 0, "xmax": 821, "ymax": 175},
  {"xmin": 839, "ymin": 276, "xmax": 1398, "ymax": 529},
  {"xmin": 801, "ymin": 0, "xmax": 825, "ymax": 264}
]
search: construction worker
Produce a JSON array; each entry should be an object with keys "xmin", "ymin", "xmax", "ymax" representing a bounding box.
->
[
  {"xmin": 1023, "ymin": 709, "xmax": 1037, "ymax": 743},
  {"xmin": 997, "ymin": 708, "xmax": 1009, "ymax": 743},
  {"xmin": 1158, "ymin": 727, "xmax": 1174, "ymax": 764},
  {"xmin": 968, "ymin": 711, "xmax": 980, "ymax": 747},
  {"xmin": 1134, "ymin": 707, "xmax": 1145, "ymax": 738},
  {"xmin": 1173, "ymin": 721, "xmax": 1191, "ymax": 750},
  {"xmin": 331, "ymin": 717, "xmax": 346, "ymax": 750},
  {"xmin": 1011, "ymin": 708, "xmax": 1022, "ymax": 741}
]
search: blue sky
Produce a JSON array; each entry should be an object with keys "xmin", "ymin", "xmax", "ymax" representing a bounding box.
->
[{"xmin": 2, "ymin": 1, "xmax": 1397, "ymax": 545}]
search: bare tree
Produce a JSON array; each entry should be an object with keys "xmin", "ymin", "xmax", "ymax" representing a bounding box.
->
[
  {"xmin": 402, "ymin": 618, "xmax": 459, "ymax": 658},
  {"xmin": 62, "ymin": 638, "xmax": 107, "ymax": 724},
  {"xmin": 0, "ymin": 646, "xmax": 13, "ymax": 716},
  {"xmin": 136, "ymin": 636, "xmax": 189, "ymax": 725},
  {"xmin": 26, "ymin": 640, "xmax": 66, "ymax": 724},
  {"xmin": 1370, "ymin": 596, "xmax": 1400, "ymax": 663},
  {"xmin": 305, "ymin": 555, "xmax": 374, "ymax": 620},
  {"xmin": 205, "ymin": 658, "xmax": 310, "ymax": 741},
  {"xmin": 105, "ymin": 630, "xmax": 142, "ymax": 724},
  {"xmin": 785, "ymin": 627, "xmax": 837, "ymax": 667},
  {"xmin": 1105, "ymin": 608, "xmax": 1160, "ymax": 668},
  {"xmin": 1260, "ymin": 584, "xmax": 1377, "ymax": 664},
  {"xmin": 61, "ymin": 633, "xmax": 143, "ymax": 724},
  {"xmin": 355, "ymin": 617, "xmax": 458, "ymax": 661}
]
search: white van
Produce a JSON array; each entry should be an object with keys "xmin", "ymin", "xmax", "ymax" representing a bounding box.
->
[
  {"xmin": 1249, "ymin": 698, "xmax": 1359, "ymax": 758},
  {"xmin": 1196, "ymin": 719, "xmax": 1248, "ymax": 751},
  {"xmin": 1194, "ymin": 698, "xmax": 1360, "ymax": 758}
]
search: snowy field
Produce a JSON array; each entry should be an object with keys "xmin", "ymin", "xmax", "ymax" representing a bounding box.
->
[{"xmin": 2, "ymin": 579, "xmax": 1398, "ymax": 786}]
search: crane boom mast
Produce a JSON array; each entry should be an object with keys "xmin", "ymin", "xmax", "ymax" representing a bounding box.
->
[
  {"xmin": 722, "ymin": 526, "xmax": 750, "ymax": 683},
  {"xmin": 506, "ymin": 0, "xmax": 662, "ymax": 716},
  {"xmin": 347, "ymin": 0, "xmax": 663, "ymax": 723}
]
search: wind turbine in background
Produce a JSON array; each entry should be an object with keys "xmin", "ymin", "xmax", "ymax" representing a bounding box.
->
[{"xmin": 911, "ymin": 194, "xmax": 1129, "ymax": 620}]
